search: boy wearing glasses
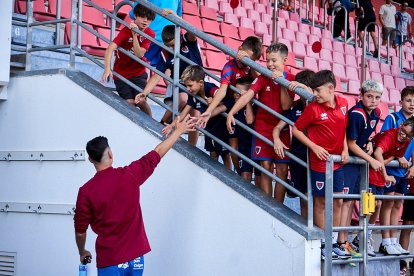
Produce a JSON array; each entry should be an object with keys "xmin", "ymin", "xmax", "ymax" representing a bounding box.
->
[{"xmin": 376, "ymin": 86, "xmax": 414, "ymax": 256}]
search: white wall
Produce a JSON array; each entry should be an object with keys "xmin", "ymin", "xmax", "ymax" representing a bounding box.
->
[
  {"xmin": 0, "ymin": 73, "xmax": 321, "ymax": 275},
  {"xmin": 0, "ymin": 0, "xmax": 12, "ymax": 99}
]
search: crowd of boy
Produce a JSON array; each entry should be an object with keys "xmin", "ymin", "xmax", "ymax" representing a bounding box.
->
[{"xmin": 95, "ymin": 1, "xmax": 414, "ymax": 272}]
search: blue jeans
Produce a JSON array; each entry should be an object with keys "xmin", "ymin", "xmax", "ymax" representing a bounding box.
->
[{"xmin": 98, "ymin": 256, "xmax": 144, "ymax": 276}]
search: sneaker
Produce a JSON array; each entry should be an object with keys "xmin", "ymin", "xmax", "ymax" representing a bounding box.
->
[
  {"xmin": 321, "ymin": 245, "xmax": 339, "ymax": 260},
  {"xmin": 367, "ymin": 236, "xmax": 376, "ymax": 257},
  {"xmin": 352, "ymin": 236, "xmax": 360, "ymax": 249},
  {"xmin": 394, "ymin": 243, "xmax": 410, "ymax": 255},
  {"xmin": 333, "ymin": 243, "xmax": 352, "ymax": 259},
  {"xmin": 344, "ymin": 241, "xmax": 362, "ymax": 258},
  {"xmin": 379, "ymin": 243, "xmax": 401, "ymax": 256},
  {"xmin": 373, "ymin": 50, "xmax": 379, "ymax": 58}
]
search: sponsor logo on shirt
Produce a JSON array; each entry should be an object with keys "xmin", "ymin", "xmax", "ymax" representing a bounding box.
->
[
  {"xmin": 343, "ymin": 187, "xmax": 349, "ymax": 194},
  {"xmin": 316, "ymin": 181, "xmax": 325, "ymax": 190},
  {"xmin": 385, "ymin": 182, "xmax": 392, "ymax": 188},
  {"xmin": 181, "ymin": 45, "xmax": 189, "ymax": 53},
  {"xmin": 370, "ymin": 120, "xmax": 376, "ymax": 129},
  {"xmin": 341, "ymin": 106, "xmax": 347, "ymax": 115},
  {"xmin": 128, "ymin": 37, "xmax": 133, "ymax": 42},
  {"xmin": 239, "ymin": 160, "xmax": 243, "ymax": 169},
  {"xmin": 236, "ymin": 73, "xmax": 240, "ymax": 79},
  {"xmin": 196, "ymin": 102, "xmax": 201, "ymax": 109},
  {"xmin": 118, "ymin": 262, "xmax": 129, "ymax": 269},
  {"xmin": 321, "ymin": 113, "xmax": 328, "ymax": 120},
  {"xmin": 296, "ymin": 110, "xmax": 302, "ymax": 117},
  {"xmin": 255, "ymin": 146, "xmax": 261, "ymax": 154},
  {"xmin": 265, "ymin": 86, "xmax": 270, "ymax": 91},
  {"xmin": 139, "ymin": 36, "xmax": 144, "ymax": 43}
]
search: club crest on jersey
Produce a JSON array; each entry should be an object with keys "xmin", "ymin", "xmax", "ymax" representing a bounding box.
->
[
  {"xmin": 266, "ymin": 86, "xmax": 271, "ymax": 91},
  {"xmin": 321, "ymin": 113, "xmax": 328, "ymax": 120},
  {"xmin": 239, "ymin": 160, "xmax": 243, "ymax": 168},
  {"xmin": 181, "ymin": 45, "xmax": 189, "ymax": 53},
  {"xmin": 341, "ymin": 106, "xmax": 347, "ymax": 115},
  {"xmin": 316, "ymin": 181, "xmax": 324, "ymax": 190},
  {"xmin": 128, "ymin": 37, "xmax": 133, "ymax": 42},
  {"xmin": 255, "ymin": 146, "xmax": 261, "ymax": 154},
  {"xmin": 343, "ymin": 187, "xmax": 349, "ymax": 194},
  {"xmin": 236, "ymin": 73, "xmax": 240, "ymax": 79},
  {"xmin": 385, "ymin": 182, "xmax": 392, "ymax": 188},
  {"xmin": 196, "ymin": 102, "xmax": 201, "ymax": 109},
  {"xmin": 370, "ymin": 120, "xmax": 376, "ymax": 129},
  {"xmin": 139, "ymin": 36, "xmax": 144, "ymax": 43}
]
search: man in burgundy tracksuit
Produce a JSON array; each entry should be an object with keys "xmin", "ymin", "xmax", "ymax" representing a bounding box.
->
[{"xmin": 74, "ymin": 115, "xmax": 195, "ymax": 275}]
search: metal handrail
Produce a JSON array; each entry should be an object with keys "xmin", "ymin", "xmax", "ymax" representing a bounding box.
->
[
  {"xmin": 331, "ymin": 6, "xmax": 348, "ymax": 42},
  {"xmin": 360, "ymin": 22, "xmax": 381, "ymax": 85},
  {"xmin": 386, "ymin": 28, "xmax": 403, "ymax": 69}
]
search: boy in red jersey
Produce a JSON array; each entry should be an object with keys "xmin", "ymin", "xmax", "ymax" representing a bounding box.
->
[
  {"xmin": 197, "ymin": 36, "xmax": 262, "ymax": 170},
  {"xmin": 369, "ymin": 117, "xmax": 414, "ymax": 256},
  {"xmin": 102, "ymin": 4, "xmax": 155, "ymax": 116},
  {"xmin": 226, "ymin": 43, "xmax": 295, "ymax": 202},
  {"xmin": 292, "ymin": 70, "xmax": 349, "ymax": 259}
]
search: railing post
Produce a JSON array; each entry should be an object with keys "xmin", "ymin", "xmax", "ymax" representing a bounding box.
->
[
  {"xmin": 311, "ymin": 0, "xmax": 315, "ymax": 27},
  {"xmin": 324, "ymin": 157, "xmax": 334, "ymax": 276},
  {"xmin": 172, "ymin": 24, "xmax": 181, "ymax": 120},
  {"xmin": 77, "ymin": 0, "xmax": 83, "ymax": 49},
  {"xmin": 358, "ymin": 161, "xmax": 369, "ymax": 276},
  {"xmin": 55, "ymin": 0, "xmax": 62, "ymax": 45},
  {"xmin": 69, "ymin": 0, "xmax": 77, "ymax": 68},
  {"xmin": 25, "ymin": 0, "xmax": 33, "ymax": 71},
  {"xmin": 272, "ymin": 0, "xmax": 278, "ymax": 43},
  {"xmin": 306, "ymin": 149, "xmax": 313, "ymax": 228}
]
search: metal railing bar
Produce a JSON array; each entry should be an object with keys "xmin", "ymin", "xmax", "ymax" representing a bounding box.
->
[
  {"xmin": 28, "ymin": 44, "xmax": 70, "ymax": 52},
  {"xmin": 12, "ymin": 20, "xmax": 27, "ymax": 27},
  {"xmin": 29, "ymin": 18, "xmax": 70, "ymax": 27}
]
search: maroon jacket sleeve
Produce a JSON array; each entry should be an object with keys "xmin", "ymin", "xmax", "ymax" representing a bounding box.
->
[
  {"xmin": 126, "ymin": 150, "xmax": 161, "ymax": 186},
  {"xmin": 74, "ymin": 187, "xmax": 92, "ymax": 234}
]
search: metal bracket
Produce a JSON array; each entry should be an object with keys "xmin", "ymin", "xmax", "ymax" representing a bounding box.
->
[
  {"xmin": 0, "ymin": 150, "xmax": 85, "ymax": 161},
  {"xmin": 0, "ymin": 202, "xmax": 76, "ymax": 215}
]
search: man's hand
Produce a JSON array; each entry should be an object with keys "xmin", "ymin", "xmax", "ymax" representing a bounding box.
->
[
  {"xmin": 197, "ymin": 112, "xmax": 211, "ymax": 128},
  {"xmin": 101, "ymin": 69, "xmax": 113, "ymax": 82},
  {"xmin": 369, "ymin": 158, "xmax": 384, "ymax": 172},
  {"xmin": 206, "ymin": 97, "xmax": 213, "ymax": 105},
  {"xmin": 129, "ymin": 22, "xmax": 138, "ymax": 32},
  {"xmin": 406, "ymin": 166, "xmax": 414, "ymax": 179},
  {"xmin": 226, "ymin": 113, "xmax": 236, "ymax": 134},
  {"xmin": 162, "ymin": 124, "xmax": 174, "ymax": 137},
  {"xmin": 79, "ymin": 250, "xmax": 92, "ymax": 264},
  {"xmin": 311, "ymin": 145, "xmax": 330, "ymax": 161},
  {"xmin": 135, "ymin": 93, "xmax": 147, "ymax": 104},
  {"xmin": 341, "ymin": 149, "xmax": 349, "ymax": 164},
  {"xmin": 398, "ymin": 157, "xmax": 409, "ymax": 169},
  {"xmin": 274, "ymin": 139, "xmax": 289, "ymax": 159},
  {"xmin": 175, "ymin": 115, "xmax": 196, "ymax": 134}
]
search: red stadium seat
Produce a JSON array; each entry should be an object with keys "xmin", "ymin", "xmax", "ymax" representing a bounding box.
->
[
  {"xmin": 391, "ymin": 65, "xmax": 401, "ymax": 77},
  {"xmin": 239, "ymin": 26, "xmax": 256, "ymax": 40},
  {"xmin": 96, "ymin": 27, "xmax": 119, "ymax": 48},
  {"xmin": 321, "ymin": 38, "xmax": 333, "ymax": 51},
  {"xmin": 299, "ymin": 24, "xmax": 311, "ymax": 35},
  {"xmin": 262, "ymin": 34, "xmax": 272, "ymax": 46},
  {"xmin": 82, "ymin": 5, "xmax": 106, "ymax": 27},
  {"xmin": 320, "ymin": 49, "xmax": 333, "ymax": 62},
  {"xmin": 205, "ymin": 50, "xmax": 227, "ymax": 72},
  {"xmin": 296, "ymin": 32, "xmax": 308, "ymax": 44},
  {"xmin": 286, "ymin": 21, "xmax": 299, "ymax": 32},
  {"xmin": 340, "ymin": 94, "xmax": 357, "ymax": 108},
  {"xmin": 382, "ymin": 88, "xmax": 390, "ymax": 103},
  {"xmin": 304, "ymin": 56, "xmax": 318, "ymax": 72},
  {"xmin": 88, "ymin": 0, "xmax": 113, "ymax": 12},
  {"xmin": 64, "ymin": 22, "xmax": 106, "ymax": 56},
  {"xmin": 183, "ymin": 14, "xmax": 202, "ymax": 30},
  {"xmin": 371, "ymin": 72, "xmax": 383, "ymax": 83},
  {"xmin": 278, "ymin": 38, "xmax": 292, "ymax": 52},
  {"xmin": 289, "ymin": 12, "xmax": 300, "ymax": 23},
  {"xmin": 242, "ymin": 0, "xmax": 254, "ymax": 10},
  {"xmin": 333, "ymin": 41, "xmax": 344, "ymax": 53},
  {"xmin": 254, "ymin": 21, "xmax": 268, "ymax": 36},
  {"xmin": 333, "ymin": 52, "xmax": 345, "ymax": 65},
  {"xmin": 201, "ymin": 18, "xmax": 220, "ymax": 35},
  {"xmin": 345, "ymin": 55, "xmax": 358, "ymax": 68},
  {"xmin": 219, "ymin": 2, "xmax": 233, "ymax": 15},
  {"xmin": 319, "ymin": 60, "xmax": 332, "ymax": 70},
  {"xmin": 345, "ymin": 44, "xmax": 355, "ymax": 55},
  {"xmin": 224, "ymin": 13, "xmax": 240, "ymax": 27},
  {"xmin": 389, "ymin": 89, "xmax": 401, "ymax": 104},
  {"xmin": 223, "ymin": 37, "xmax": 241, "ymax": 51},
  {"xmin": 247, "ymin": 9, "xmax": 261, "ymax": 22},
  {"xmin": 348, "ymin": 80, "xmax": 361, "ymax": 95},
  {"xmin": 306, "ymin": 45, "xmax": 319, "ymax": 59},
  {"xmin": 308, "ymin": 34, "xmax": 319, "ymax": 44},
  {"xmin": 240, "ymin": 17, "xmax": 254, "ymax": 30},
  {"xmin": 333, "ymin": 63, "xmax": 346, "ymax": 80},
  {"xmin": 369, "ymin": 60, "xmax": 381, "ymax": 73},
  {"xmin": 279, "ymin": 10, "xmax": 290, "ymax": 21},
  {"xmin": 234, "ymin": 7, "xmax": 248, "ymax": 18},
  {"xmin": 380, "ymin": 63, "xmax": 392, "ymax": 75},
  {"xmin": 254, "ymin": 3, "xmax": 267, "ymax": 14},
  {"xmin": 346, "ymin": 66, "xmax": 359, "ymax": 81},
  {"xmin": 395, "ymin": 78, "xmax": 406, "ymax": 90},
  {"xmin": 378, "ymin": 102, "xmax": 390, "ymax": 120},
  {"xmin": 205, "ymin": 0, "xmax": 219, "ymax": 10},
  {"xmin": 293, "ymin": 42, "xmax": 306, "ymax": 60},
  {"xmin": 282, "ymin": 28, "xmax": 296, "ymax": 42},
  {"xmin": 220, "ymin": 23, "xmax": 239, "ymax": 39},
  {"xmin": 261, "ymin": 13, "xmax": 272, "ymax": 26},
  {"xmin": 310, "ymin": 26, "xmax": 322, "ymax": 37},
  {"xmin": 183, "ymin": 1, "xmax": 199, "ymax": 16},
  {"xmin": 200, "ymin": 6, "xmax": 217, "ymax": 20},
  {"xmin": 204, "ymin": 35, "xmax": 224, "ymax": 52},
  {"xmin": 383, "ymin": 75, "xmax": 396, "ymax": 89}
]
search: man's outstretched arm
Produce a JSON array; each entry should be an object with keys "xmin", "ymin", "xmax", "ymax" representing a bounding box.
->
[{"xmin": 155, "ymin": 115, "xmax": 196, "ymax": 158}]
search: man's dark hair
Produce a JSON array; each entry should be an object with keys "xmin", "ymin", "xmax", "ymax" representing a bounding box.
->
[
  {"xmin": 309, "ymin": 70, "xmax": 336, "ymax": 89},
  {"xmin": 241, "ymin": 36, "xmax": 262, "ymax": 60},
  {"xmin": 266, "ymin": 42, "xmax": 289, "ymax": 58},
  {"xmin": 401, "ymin": 86, "xmax": 414, "ymax": 100},
  {"xmin": 162, "ymin": 25, "xmax": 175, "ymax": 43},
  {"xmin": 134, "ymin": 4, "xmax": 156, "ymax": 21},
  {"xmin": 86, "ymin": 136, "xmax": 109, "ymax": 163},
  {"xmin": 295, "ymin": 70, "xmax": 315, "ymax": 87},
  {"xmin": 235, "ymin": 76, "xmax": 255, "ymax": 87}
]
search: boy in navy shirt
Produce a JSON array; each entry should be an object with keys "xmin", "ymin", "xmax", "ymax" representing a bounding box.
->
[
  {"xmin": 338, "ymin": 80, "xmax": 383, "ymax": 257},
  {"xmin": 273, "ymin": 69, "xmax": 315, "ymax": 219},
  {"xmin": 162, "ymin": 65, "xmax": 231, "ymax": 169},
  {"xmin": 378, "ymin": 86, "xmax": 414, "ymax": 256}
]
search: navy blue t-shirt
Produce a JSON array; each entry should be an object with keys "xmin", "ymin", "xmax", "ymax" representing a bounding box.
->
[
  {"xmin": 156, "ymin": 33, "xmax": 202, "ymax": 77},
  {"xmin": 187, "ymin": 82, "xmax": 227, "ymax": 137},
  {"xmin": 346, "ymin": 100, "xmax": 380, "ymax": 154},
  {"xmin": 284, "ymin": 100, "xmax": 306, "ymax": 158}
]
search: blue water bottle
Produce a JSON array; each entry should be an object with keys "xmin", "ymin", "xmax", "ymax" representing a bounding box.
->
[{"xmin": 79, "ymin": 257, "xmax": 90, "ymax": 276}]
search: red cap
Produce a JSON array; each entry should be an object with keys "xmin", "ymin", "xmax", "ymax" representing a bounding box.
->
[{"xmin": 311, "ymin": 41, "xmax": 322, "ymax": 53}]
